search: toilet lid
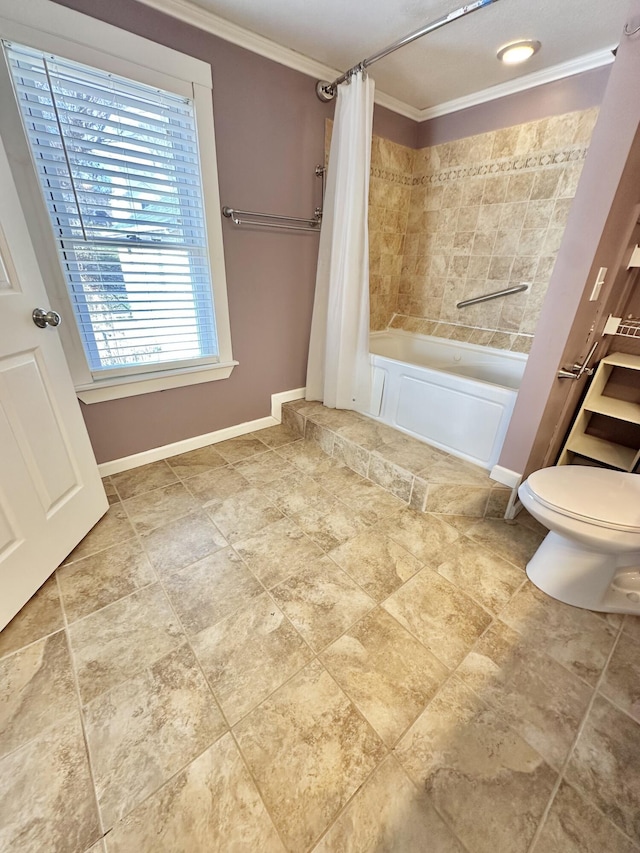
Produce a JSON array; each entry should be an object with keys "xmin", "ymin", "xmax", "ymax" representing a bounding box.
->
[{"xmin": 526, "ymin": 466, "xmax": 640, "ymax": 532}]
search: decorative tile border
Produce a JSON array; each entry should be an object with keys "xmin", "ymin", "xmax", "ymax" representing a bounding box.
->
[
  {"xmin": 417, "ymin": 145, "xmax": 589, "ymax": 186},
  {"xmin": 370, "ymin": 166, "xmax": 413, "ymax": 185}
]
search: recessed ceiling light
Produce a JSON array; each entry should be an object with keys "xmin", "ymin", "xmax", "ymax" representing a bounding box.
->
[{"xmin": 497, "ymin": 40, "xmax": 541, "ymax": 65}]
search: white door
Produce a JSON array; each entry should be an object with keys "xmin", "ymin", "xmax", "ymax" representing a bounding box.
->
[{"xmin": 0, "ymin": 136, "xmax": 108, "ymax": 630}]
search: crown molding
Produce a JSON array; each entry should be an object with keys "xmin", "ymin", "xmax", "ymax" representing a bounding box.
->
[
  {"xmin": 134, "ymin": 0, "xmax": 424, "ymax": 118},
  {"xmin": 416, "ymin": 47, "xmax": 616, "ymax": 121},
  {"xmin": 371, "ymin": 90, "xmax": 422, "ymax": 121},
  {"xmin": 134, "ymin": 0, "xmax": 337, "ymax": 80},
  {"xmin": 133, "ymin": 0, "xmax": 614, "ymax": 123}
]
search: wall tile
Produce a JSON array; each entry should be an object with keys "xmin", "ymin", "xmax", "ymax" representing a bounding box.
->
[{"xmin": 366, "ymin": 107, "xmax": 597, "ymax": 342}]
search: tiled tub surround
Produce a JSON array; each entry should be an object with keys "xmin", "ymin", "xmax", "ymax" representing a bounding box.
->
[
  {"xmin": 2, "ymin": 420, "xmax": 640, "ymax": 852},
  {"xmin": 367, "ymin": 108, "xmax": 599, "ymax": 349}
]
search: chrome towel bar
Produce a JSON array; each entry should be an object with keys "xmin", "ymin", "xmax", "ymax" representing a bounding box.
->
[
  {"xmin": 457, "ymin": 283, "xmax": 528, "ymax": 309},
  {"xmin": 222, "ymin": 206, "xmax": 321, "ymax": 232},
  {"xmin": 223, "ymin": 165, "xmax": 325, "ymax": 232}
]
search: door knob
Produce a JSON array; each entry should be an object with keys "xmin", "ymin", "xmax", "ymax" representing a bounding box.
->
[{"xmin": 32, "ymin": 308, "xmax": 62, "ymax": 329}]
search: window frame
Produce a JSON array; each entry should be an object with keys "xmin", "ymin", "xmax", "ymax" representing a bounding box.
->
[{"xmin": 0, "ymin": 0, "xmax": 236, "ymax": 402}]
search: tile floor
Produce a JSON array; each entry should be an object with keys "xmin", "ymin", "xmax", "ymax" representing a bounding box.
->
[{"xmin": 1, "ymin": 417, "xmax": 640, "ymax": 853}]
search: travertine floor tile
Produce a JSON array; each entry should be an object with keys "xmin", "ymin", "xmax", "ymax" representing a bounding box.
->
[
  {"xmin": 464, "ymin": 516, "xmax": 544, "ymax": 569},
  {"xmin": 123, "ymin": 483, "xmax": 199, "ymax": 534},
  {"xmin": 63, "ymin": 504, "xmax": 135, "ymax": 564},
  {"xmin": 214, "ymin": 434, "xmax": 269, "ymax": 463},
  {"xmin": 420, "ymin": 455, "xmax": 492, "ymax": 486},
  {"xmin": 395, "ymin": 678, "xmax": 557, "ymax": 853},
  {"xmin": 102, "ymin": 476, "xmax": 118, "ymax": 505},
  {"xmin": 435, "ymin": 535, "xmax": 523, "ymax": 613},
  {"xmin": 0, "ymin": 631, "xmax": 76, "ymax": 758},
  {"xmin": 206, "ymin": 487, "xmax": 283, "ymax": 542},
  {"xmin": 336, "ymin": 478, "xmax": 405, "ymax": 525},
  {"xmin": 140, "ymin": 510, "xmax": 226, "ymax": 577},
  {"xmin": 276, "ymin": 440, "xmax": 337, "ymax": 476},
  {"xmin": 297, "ymin": 502, "xmax": 370, "ymax": 552},
  {"xmin": 271, "ymin": 556, "xmax": 375, "ymax": 652},
  {"xmin": 312, "ymin": 755, "xmax": 467, "ymax": 853},
  {"xmin": 565, "ymin": 695, "xmax": 640, "ymax": 843},
  {"xmin": 499, "ymin": 583, "xmax": 617, "ymax": 684},
  {"xmin": 111, "ymin": 461, "xmax": 177, "ymax": 500},
  {"xmin": 623, "ymin": 614, "xmax": 640, "ymax": 642},
  {"xmin": 234, "ymin": 450, "xmax": 298, "ymax": 485},
  {"xmin": 370, "ymin": 434, "xmax": 446, "ymax": 475},
  {"xmin": 84, "ymin": 644, "xmax": 226, "ymax": 829},
  {"xmin": 0, "ymin": 713, "xmax": 100, "ymax": 853},
  {"xmin": 10, "ymin": 404, "xmax": 635, "ymax": 851},
  {"xmin": 234, "ymin": 517, "xmax": 324, "ymax": 588},
  {"xmin": 383, "ymin": 567, "xmax": 491, "ymax": 668},
  {"xmin": 532, "ymin": 780, "xmax": 640, "ymax": 853},
  {"xmin": 334, "ymin": 417, "xmax": 396, "ymax": 451},
  {"xmin": 255, "ymin": 423, "xmax": 302, "ymax": 449},
  {"xmin": 457, "ymin": 620, "xmax": 592, "ymax": 768},
  {"xmin": 163, "ymin": 548, "xmax": 263, "ymax": 635},
  {"xmin": 0, "ymin": 576, "xmax": 63, "ymax": 659},
  {"xmin": 57, "ymin": 539, "xmax": 156, "ymax": 622},
  {"xmin": 264, "ymin": 472, "xmax": 338, "ymax": 524},
  {"xmin": 367, "ymin": 453, "xmax": 414, "ymax": 502},
  {"xmin": 165, "ymin": 444, "xmax": 227, "ymax": 478},
  {"xmin": 425, "ymin": 483, "xmax": 491, "ymax": 517},
  {"xmin": 381, "ymin": 508, "xmax": 460, "ymax": 567},
  {"xmin": 183, "ymin": 466, "xmax": 250, "ymax": 504},
  {"xmin": 321, "ymin": 608, "xmax": 449, "ymax": 745},
  {"xmin": 329, "ymin": 528, "xmax": 422, "ymax": 602},
  {"xmin": 600, "ymin": 632, "xmax": 640, "ymax": 723},
  {"xmin": 192, "ymin": 592, "xmax": 313, "ymax": 725},
  {"xmin": 317, "ymin": 462, "xmax": 369, "ymax": 496},
  {"xmin": 234, "ymin": 660, "xmax": 385, "ymax": 852},
  {"xmin": 105, "ymin": 732, "xmax": 284, "ymax": 852},
  {"xmin": 68, "ymin": 583, "xmax": 183, "ymax": 705}
]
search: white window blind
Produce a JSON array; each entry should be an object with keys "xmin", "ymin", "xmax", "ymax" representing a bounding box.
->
[{"xmin": 5, "ymin": 41, "xmax": 219, "ymax": 377}]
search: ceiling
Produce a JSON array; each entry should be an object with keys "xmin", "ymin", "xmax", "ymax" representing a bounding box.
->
[{"xmin": 178, "ymin": 0, "xmax": 631, "ymax": 116}]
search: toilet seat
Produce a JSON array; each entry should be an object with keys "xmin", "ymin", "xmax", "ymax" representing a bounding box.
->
[{"xmin": 525, "ymin": 467, "xmax": 640, "ymax": 533}]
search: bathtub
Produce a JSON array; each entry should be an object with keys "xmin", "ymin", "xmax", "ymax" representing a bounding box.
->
[{"xmin": 367, "ymin": 329, "xmax": 527, "ymax": 470}]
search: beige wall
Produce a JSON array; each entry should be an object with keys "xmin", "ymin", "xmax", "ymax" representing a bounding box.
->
[{"xmin": 369, "ymin": 108, "xmax": 599, "ymax": 351}]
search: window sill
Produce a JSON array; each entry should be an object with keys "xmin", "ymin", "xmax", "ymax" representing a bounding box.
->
[{"xmin": 75, "ymin": 361, "xmax": 239, "ymax": 404}]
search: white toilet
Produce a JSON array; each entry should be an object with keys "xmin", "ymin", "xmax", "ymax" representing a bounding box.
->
[{"xmin": 518, "ymin": 466, "xmax": 640, "ymax": 614}]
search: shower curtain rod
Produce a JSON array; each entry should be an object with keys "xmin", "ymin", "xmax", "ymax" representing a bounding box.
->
[{"xmin": 316, "ymin": 0, "xmax": 500, "ymax": 102}]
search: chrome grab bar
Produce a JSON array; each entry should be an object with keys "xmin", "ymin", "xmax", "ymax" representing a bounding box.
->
[
  {"xmin": 456, "ymin": 283, "xmax": 528, "ymax": 309},
  {"xmin": 557, "ymin": 340, "xmax": 599, "ymax": 380}
]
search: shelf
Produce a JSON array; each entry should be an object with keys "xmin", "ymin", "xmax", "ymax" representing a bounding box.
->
[
  {"xmin": 600, "ymin": 352, "xmax": 640, "ymax": 369},
  {"xmin": 565, "ymin": 434, "xmax": 637, "ymax": 470},
  {"xmin": 585, "ymin": 396, "xmax": 640, "ymax": 424},
  {"xmin": 559, "ymin": 351, "xmax": 640, "ymax": 471}
]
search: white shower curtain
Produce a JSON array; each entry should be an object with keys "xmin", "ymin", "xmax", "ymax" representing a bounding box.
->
[{"xmin": 305, "ymin": 70, "xmax": 375, "ymax": 411}]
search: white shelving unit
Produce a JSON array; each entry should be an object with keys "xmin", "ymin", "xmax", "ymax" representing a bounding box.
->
[{"xmin": 558, "ymin": 352, "xmax": 640, "ymax": 470}]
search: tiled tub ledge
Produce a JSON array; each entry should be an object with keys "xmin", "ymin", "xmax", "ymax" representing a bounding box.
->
[{"xmin": 282, "ymin": 400, "xmax": 511, "ymax": 519}]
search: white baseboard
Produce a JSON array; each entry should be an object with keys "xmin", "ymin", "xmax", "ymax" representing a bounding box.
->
[
  {"xmin": 490, "ymin": 464, "xmax": 522, "ymax": 489},
  {"xmin": 98, "ymin": 386, "xmax": 307, "ymax": 476},
  {"xmin": 271, "ymin": 387, "xmax": 305, "ymax": 420},
  {"xmin": 98, "ymin": 414, "xmax": 279, "ymax": 476}
]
